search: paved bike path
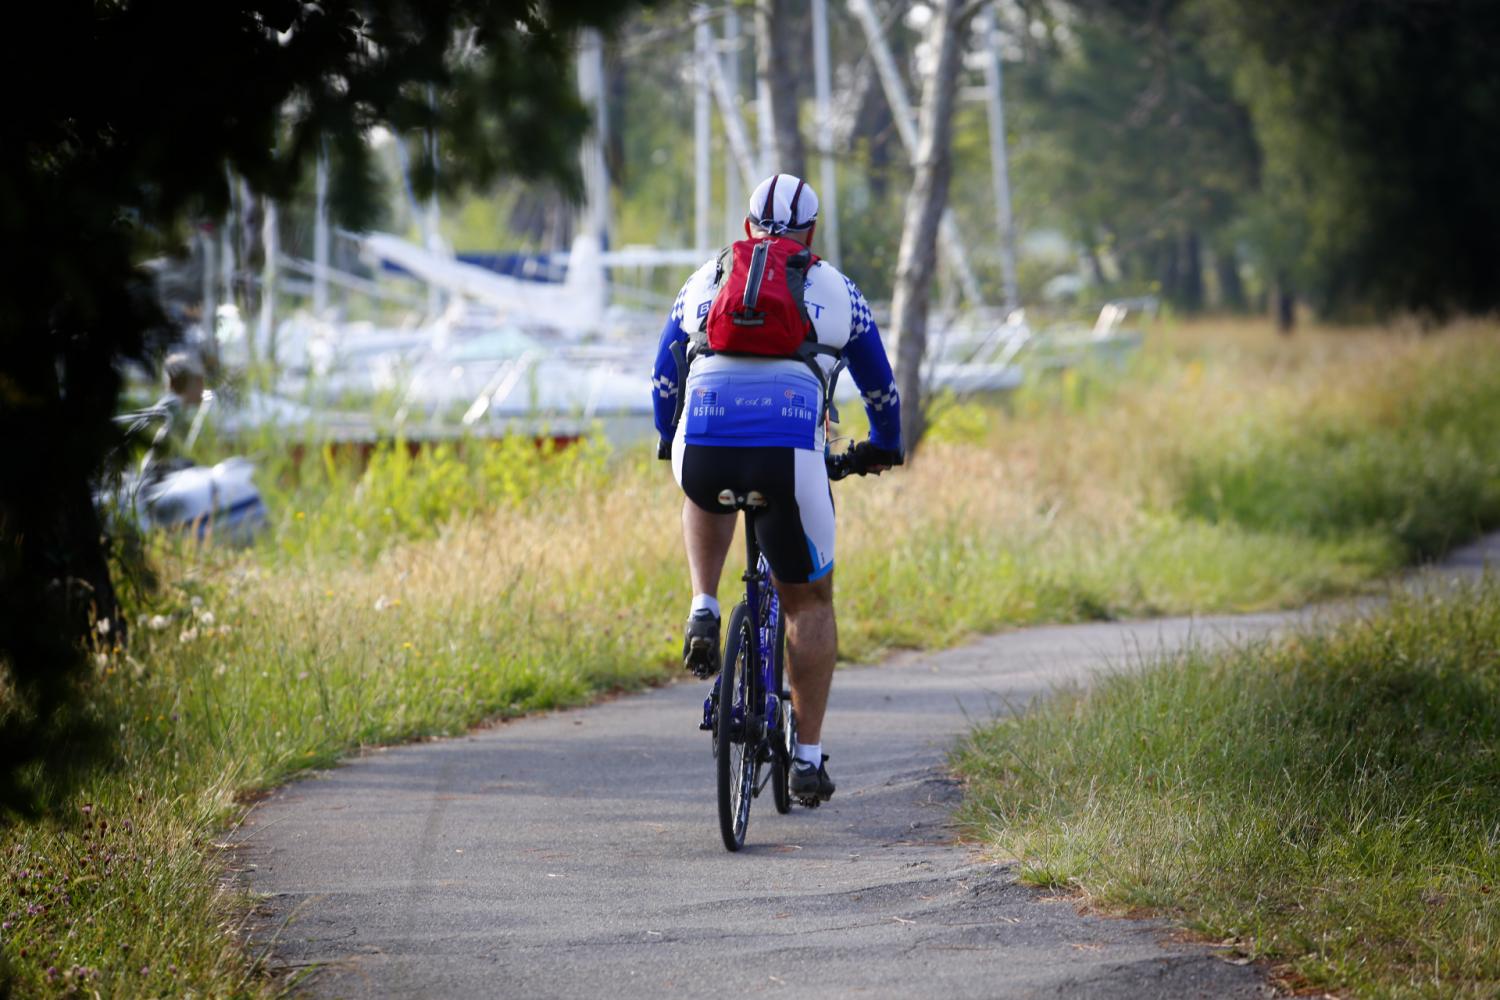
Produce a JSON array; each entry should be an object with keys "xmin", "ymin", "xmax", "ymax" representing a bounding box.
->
[{"xmin": 234, "ymin": 536, "xmax": 1497, "ymax": 999}]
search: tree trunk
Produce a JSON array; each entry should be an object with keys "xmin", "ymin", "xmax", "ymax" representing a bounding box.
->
[
  {"xmin": 1158, "ymin": 236, "xmax": 1179, "ymax": 306},
  {"xmin": 755, "ymin": 0, "xmax": 807, "ymax": 177},
  {"xmin": 890, "ymin": 0, "xmax": 973, "ymax": 456},
  {"xmin": 1274, "ymin": 274, "xmax": 1296, "ymax": 333},
  {"xmin": 849, "ymin": 15, "xmax": 901, "ymax": 201},
  {"xmin": 1179, "ymin": 229, "xmax": 1203, "ymax": 312},
  {"xmin": 1086, "ymin": 243, "xmax": 1108, "ymax": 286},
  {"xmin": 1214, "ymin": 247, "xmax": 1246, "ymax": 311}
]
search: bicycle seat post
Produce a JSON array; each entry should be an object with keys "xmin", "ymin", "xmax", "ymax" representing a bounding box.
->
[{"xmin": 741, "ymin": 507, "xmax": 760, "ymax": 584}]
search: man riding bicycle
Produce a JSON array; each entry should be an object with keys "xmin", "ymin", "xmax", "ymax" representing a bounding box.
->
[{"xmin": 651, "ymin": 173, "xmax": 903, "ymax": 804}]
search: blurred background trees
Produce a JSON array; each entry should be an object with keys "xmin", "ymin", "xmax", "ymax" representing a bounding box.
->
[{"xmin": 555, "ymin": 0, "xmax": 1500, "ymax": 326}]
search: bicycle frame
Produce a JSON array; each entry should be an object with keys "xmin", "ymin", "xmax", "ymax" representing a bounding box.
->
[
  {"xmin": 701, "ymin": 509, "xmax": 783, "ymax": 746},
  {"xmin": 746, "ymin": 513, "xmax": 784, "ymax": 745}
]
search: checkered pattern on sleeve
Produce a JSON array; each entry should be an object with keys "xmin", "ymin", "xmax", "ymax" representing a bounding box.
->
[
  {"xmin": 863, "ymin": 381, "xmax": 899, "ymax": 412},
  {"xmin": 652, "ymin": 372, "xmax": 678, "ymax": 399},
  {"xmin": 844, "ymin": 275, "xmax": 873, "ymax": 343},
  {"xmin": 669, "ymin": 284, "xmax": 687, "ymax": 323}
]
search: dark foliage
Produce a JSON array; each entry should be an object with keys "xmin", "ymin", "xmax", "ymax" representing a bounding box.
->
[
  {"xmin": 1211, "ymin": 0, "xmax": 1500, "ymax": 318},
  {"xmin": 0, "ymin": 0, "xmax": 650, "ymax": 819}
]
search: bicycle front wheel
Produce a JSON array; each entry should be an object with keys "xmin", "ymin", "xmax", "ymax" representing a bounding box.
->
[{"xmin": 717, "ymin": 603, "xmax": 755, "ymax": 851}]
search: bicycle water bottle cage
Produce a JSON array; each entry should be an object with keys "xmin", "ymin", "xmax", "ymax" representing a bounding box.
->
[{"xmin": 716, "ymin": 489, "xmax": 768, "ymax": 509}]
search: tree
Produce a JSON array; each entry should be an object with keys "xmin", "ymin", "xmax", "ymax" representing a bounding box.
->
[
  {"xmin": 0, "ymin": 0, "xmax": 651, "ymax": 817},
  {"xmin": 1009, "ymin": 0, "xmax": 1258, "ymax": 312},
  {"xmin": 755, "ymin": 0, "xmax": 809, "ymax": 177},
  {"xmin": 1203, "ymin": 0, "xmax": 1500, "ymax": 320},
  {"xmin": 890, "ymin": 0, "xmax": 983, "ymax": 453}
]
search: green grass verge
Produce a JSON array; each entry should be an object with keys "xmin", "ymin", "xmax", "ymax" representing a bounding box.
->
[
  {"xmin": 955, "ymin": 580, "xmax": 1500, "ymax": 999},
  {"xmin": 3, "ymin": 320, "xmax": 1500, "ymax": 996}
]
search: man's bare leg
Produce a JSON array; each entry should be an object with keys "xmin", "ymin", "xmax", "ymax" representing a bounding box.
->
[
  {"xmin": 682, "ymin": 498, "xmax": 737, "ymax": 600},
  {"xmin": 776, "ymin": 573, "xmax": 836, "ymax": 745}
]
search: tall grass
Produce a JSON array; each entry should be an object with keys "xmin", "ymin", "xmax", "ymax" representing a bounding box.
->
[
  {"xmin": 955, "ymin": 581, "xmax": 1500, "ymax": 998},
  {"xmin": 3, "ymin": 318, "xmax": 1500, "ymax": 996}
]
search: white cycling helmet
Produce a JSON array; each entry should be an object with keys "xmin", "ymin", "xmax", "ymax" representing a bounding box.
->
[{"xmin": 748, "ymin": 173, "xmax": 819, "ymax": 233}]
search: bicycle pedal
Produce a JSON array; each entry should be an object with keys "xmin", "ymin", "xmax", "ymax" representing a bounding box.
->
[
  {"xmin": 698, "ymin": 721, "xmax": 713, "ymax": 731},
  {"xmin": 795, "ymin": 796, "xmax": 822, "ymax": 809}
]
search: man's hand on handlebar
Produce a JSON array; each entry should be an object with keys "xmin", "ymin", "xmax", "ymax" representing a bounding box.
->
[{"xmin": 827, "ymin": 440, "xmax": 904, "ymax": 480}]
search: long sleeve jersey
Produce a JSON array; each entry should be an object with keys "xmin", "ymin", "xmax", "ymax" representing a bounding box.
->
[{"xmin": 650, "ymin": 256, "xmax": 902, "ymax": 453}]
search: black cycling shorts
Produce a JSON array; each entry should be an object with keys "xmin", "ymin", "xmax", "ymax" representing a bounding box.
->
[{"xmin": 673, "ymin": 443, "xmax": 835, "ymax": 584}]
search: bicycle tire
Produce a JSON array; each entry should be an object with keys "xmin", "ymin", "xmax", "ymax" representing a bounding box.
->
[
  {"xmin": 717, "ymin": 603, "xmax": 755, "ymax": 851},
  {"xmin": 770, "ymin": 612, "xmax": 793, "ymax": 814}
]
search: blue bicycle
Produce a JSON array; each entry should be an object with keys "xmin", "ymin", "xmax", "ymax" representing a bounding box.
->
[{"xmin": 705, "ymin": 450, "xmax": 859, "ymax": 852}]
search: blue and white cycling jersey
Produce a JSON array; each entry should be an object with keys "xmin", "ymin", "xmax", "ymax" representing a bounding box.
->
[{"xmin": 650, "ymin": 256, "xmax": 903, "ymax": 454}]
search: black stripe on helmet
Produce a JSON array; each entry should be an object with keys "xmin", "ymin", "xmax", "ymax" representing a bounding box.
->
[
  {"xmin": 759, "ymin": 175, "xmax": 780, "ymax": 228},
  {"xmin": 787, "ymin": 179, "xmax": 806, "ymax": 229}
]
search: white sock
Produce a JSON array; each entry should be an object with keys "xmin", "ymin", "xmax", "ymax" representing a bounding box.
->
[
  {"xmin": 794, "ymin": 741, "xmax": 822, "ymax": 766},
  {"xmin": 690, "ymin": 593, "xmax": 720, "ymax": 617}
]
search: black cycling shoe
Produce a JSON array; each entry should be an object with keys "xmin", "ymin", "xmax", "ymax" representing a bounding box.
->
[
  {"xmin": 682, "ymin": 609, "xmax": 721, "ymax": 679},
  {"xmin": 789, "ymin": 754, "xmax": 835, "ymax": 803}
]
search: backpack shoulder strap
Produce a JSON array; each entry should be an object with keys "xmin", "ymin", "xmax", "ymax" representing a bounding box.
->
[{"xmin": 794, "ymin": 336, "xmax": 846, "ymax": 425}]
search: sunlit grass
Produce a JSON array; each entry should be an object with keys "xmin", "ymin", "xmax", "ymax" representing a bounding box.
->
[
  {"xmin": 955, "ymin": 581, "xmax": 1500, "ymax": 998},
  {"xmin": 3, "ymin": 317, "xmax": 1499, "ymax": 996}
]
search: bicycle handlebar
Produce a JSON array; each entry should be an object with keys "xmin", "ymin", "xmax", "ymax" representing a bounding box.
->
[{"xmin": 826, "ymin": 450, "xmax": 856, "ymax": 481}]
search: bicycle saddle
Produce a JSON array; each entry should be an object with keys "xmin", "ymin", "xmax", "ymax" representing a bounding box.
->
[{"xmin": 716, "ymin": 489, "xmax": 768, "ymax": 509}]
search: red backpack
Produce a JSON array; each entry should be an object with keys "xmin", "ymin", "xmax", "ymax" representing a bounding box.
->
[{"xmin": 703, "ymin": 236, "xmax": 819, "ymax": 357}]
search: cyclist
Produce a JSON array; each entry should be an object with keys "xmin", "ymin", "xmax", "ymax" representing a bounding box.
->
[{"xmin": 651, "ymin": 173, "xmax": 903, "ymax": 803}]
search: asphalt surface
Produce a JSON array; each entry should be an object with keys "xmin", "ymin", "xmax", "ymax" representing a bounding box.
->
[{"xmin": 232, "ymin": 534, "xmax": 1498, "ymax": 999}]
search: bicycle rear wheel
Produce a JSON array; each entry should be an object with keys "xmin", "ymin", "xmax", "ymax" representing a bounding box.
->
[
  {"xmin": 717, "ymin": 604, "xmax": 756, "ymax": 851},
  {"xmin": 770, "ymin": 612, "xmax": 793, "ymax": 814}
]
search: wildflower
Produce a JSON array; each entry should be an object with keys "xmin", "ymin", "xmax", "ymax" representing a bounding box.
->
[
  {"xmin": 95, "ymin": 652, "xmax": 108, "ymax": 669},
  {"xmin": 402, "ymin": 641, "xmax": 414, "ymax": 650},
  {"xmin": 295, "ymin": 511, "xmax": 306, "ymax": 520},
  {"xmin": 196, "ymin": 609, "xmax": 215, "ymax": 627},
  {"xmin": 148, "ymin": 615, "xmax": 170, "ymax": 632},
  {"xmin": 190, "ymin": 595, "xmax": 204, "ymax": 608},
  {"xmin": 95, "ymin": 618, "xmax": 111, "ymax": 636},
  {"xmin": 179, "ymin": 627, "xmax": 199, "ymax": 644},
  {"xmin": 297, "ymin": 671, "xmax": 309, "ymax": 681},
  {"xmin": 214, "ymin": 663, "xmax": 228, "ymax": 677},
  {"xmin": 374, "ymin": 595, "xmax": 393, "ymax": 611}
]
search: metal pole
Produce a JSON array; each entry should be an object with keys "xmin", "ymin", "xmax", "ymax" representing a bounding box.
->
[
  {"xmin": 576, "ymin": 29, "xmax": 612, "ymax": 247},
  {"xmin": 980, "ymin": 4, "xmax": 1019, "ymax": 311},
  {"xmin": 257, "ymin": 199, "xmax": 278, "ymax": 371},
  {"xmin": 425, "ymin": 87, "xmax": 443, "ymax": 317},
  {"xmin": 219, "ymin": 168, "xmax": 235, "ymax": 313},
  {"xmin": 200, "ymin": 225, "xmax": 216, "ymax": 348},
  {"xmin": 811, "ymin": 0, "xmax": 841, "ymax": 268},
  {"xmin": 705, "ymin": 50, "xmax": 760, "ymax": 191},
  {"xmin": 313, "ymin": 142, "xmax": 330, "ymax": 314},
  {"xmin": 722, "ymin": 6, "xmax": 743, "ymax": 240},
  {"xmin": 694, "ymin": 8, "xmax": 712, "ymax": 255},
  {"xmin": 846, "ymin": 0, "xmax": 984, "ymax": 306},
  {"xmin": 755, "ymin": 50, "xmax": 774, "ymax": 175}
]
